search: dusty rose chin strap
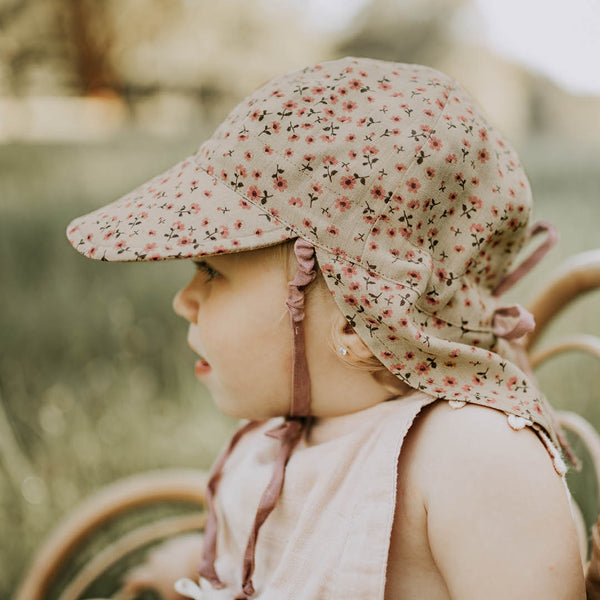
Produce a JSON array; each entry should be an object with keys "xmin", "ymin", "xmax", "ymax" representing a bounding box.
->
[
  {"xmin": 491, "ymin": 221, "xmax": 559, "ymax": 341},
  {"xmin": 492, "ymin": 304, "xmax": 536, "ymax": 340},
  {"xmin": 235, "ymin": 238, "xmax": 317, "ymax": 599},
  {"xmin": 283, "ymin": 237, "xmax": 317, "ymax": 418},
  {"xmin": 198, "ymin": 419, "xmax": 264, "ymax": 588},
  {"xmin": 198, "ymin": 238, "xmax": 316, "ymax": 599}
]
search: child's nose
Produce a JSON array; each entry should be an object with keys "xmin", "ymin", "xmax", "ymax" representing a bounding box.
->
[{"xmin": 172, "ymin": 285, "xmax": 198, "ymax": 323}]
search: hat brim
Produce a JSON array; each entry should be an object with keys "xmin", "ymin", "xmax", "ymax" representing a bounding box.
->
[{"xmin": 66, "ymin": 154, "xmax": 297, "ymax": 262}]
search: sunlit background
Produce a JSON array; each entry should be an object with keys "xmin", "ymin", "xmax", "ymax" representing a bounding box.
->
[{"xmin": 2, "ymin": 0, "xmax": 600, "ymax": 595}]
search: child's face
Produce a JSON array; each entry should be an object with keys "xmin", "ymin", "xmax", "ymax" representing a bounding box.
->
[
  {"xmin": 173, "ymin": 244, "xmax": 401, "ymax": 420},
  {"xmin": 172, "ymin": 246, "xmax": 294, "ymax": 420}
]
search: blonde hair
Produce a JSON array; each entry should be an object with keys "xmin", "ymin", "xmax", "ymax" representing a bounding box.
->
[{"xmin": 271, "ymin": 239, "xmax": 408, "ymax": 396}]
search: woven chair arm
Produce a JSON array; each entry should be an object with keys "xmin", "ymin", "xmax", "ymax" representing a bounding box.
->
[
  {"xmin": 526, "ymin": 249, "xmax": 600, "ymax": 348},
  {"xmin": 15, "ymin": 469, "xmax": 207, "ymax": 600},
  {"xmin": 59, "ymin": 514, "xmax": 205, "ymax": 600},
  {"xmin": 530, "ymin": 334, "xmax": 600, "ymax": 369}
]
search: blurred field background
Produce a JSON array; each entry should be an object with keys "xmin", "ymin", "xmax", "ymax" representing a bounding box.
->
[{"xmin": 1, "ymin": 0, "xmax": 600, "ymax": 596}]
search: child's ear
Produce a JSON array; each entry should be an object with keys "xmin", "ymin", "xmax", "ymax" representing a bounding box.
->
[{"xmin": 338, "ymin": 318, "xmax": 376, "ymax": 360}]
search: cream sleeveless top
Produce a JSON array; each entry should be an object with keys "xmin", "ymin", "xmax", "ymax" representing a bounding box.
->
[{"xmin": 181, "ymin": 391, "xmax": 436, "ymax": 599}]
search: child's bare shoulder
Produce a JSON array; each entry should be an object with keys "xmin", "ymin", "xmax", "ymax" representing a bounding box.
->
[
  {"xmin": 392, "ymin": 400, "xmax": 585, "ymax": 599},
  {"xmin": 399, "ymin": 399, "xmax": 570, "ymax": 522}
]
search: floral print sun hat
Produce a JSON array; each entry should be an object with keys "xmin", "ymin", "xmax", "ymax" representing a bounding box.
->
[{"xmin": 66, "ymin": 56, "xmax": 571, "ymax": 468}]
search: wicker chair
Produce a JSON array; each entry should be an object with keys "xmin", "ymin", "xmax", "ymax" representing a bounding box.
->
[{"xmin": 15, "ymin": 250, "xmax": 600, "ymax": 600}]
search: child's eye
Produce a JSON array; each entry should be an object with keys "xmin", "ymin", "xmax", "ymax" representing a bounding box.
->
[{"xmin": 193, "ymin": 260, "xmax": 220, "ymax": 282}]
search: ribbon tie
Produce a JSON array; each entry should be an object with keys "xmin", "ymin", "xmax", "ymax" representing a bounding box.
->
[
  {"xmin": 490, "ymin": 220, "xmax": 558, "ymax": 341},
  {"xmin": 493, "ymin": 220, "xmax": 558, "ymax": 297},
  {"xmin": 492, "ymin": 304, "xmax": 535, "ymax": 340}
]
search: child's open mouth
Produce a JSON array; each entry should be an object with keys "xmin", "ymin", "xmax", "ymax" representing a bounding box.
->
[{"xmin": 194, "ymin": 358, "xmax": 211, "ymax": 376}]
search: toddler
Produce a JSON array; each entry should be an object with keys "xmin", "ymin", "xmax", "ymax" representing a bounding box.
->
[{"xmin": 66, "ymin": 57, "xmax": 585, "ymax": 599}]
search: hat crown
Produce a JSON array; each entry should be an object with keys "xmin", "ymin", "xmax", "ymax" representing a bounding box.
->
[{"xmin": 196, "ymin": 56, "xmax": 532, "ymax": 326}]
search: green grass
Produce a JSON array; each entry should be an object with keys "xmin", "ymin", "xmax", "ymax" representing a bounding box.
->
[{"xmin": 1, "ymin": 134, "xmax": 599, "ymax": 597}]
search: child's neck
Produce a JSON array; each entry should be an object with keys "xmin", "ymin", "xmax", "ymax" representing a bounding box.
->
[{"xmin": 305, "ymin": 355, "xmax": 411, "ymax": 418}]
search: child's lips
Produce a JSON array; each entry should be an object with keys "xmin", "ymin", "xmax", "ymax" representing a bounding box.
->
[{"xmin": 194, "ymin": 358, "xmax": 211, "ymax": 376}]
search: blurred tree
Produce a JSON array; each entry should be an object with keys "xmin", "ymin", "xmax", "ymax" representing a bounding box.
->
[
  {"xmin": 0, "ymin": 0, "xmax": 70, "ymax": 95},
  {"xmin": 103, "ymin": 0, "xmax": 329, "ymax": 122},
  {"xmin": 0, "ymin": 0, "xmax": 328, "ymax": 110},
  {"xmin": 59, "ymin": 0, "xmax": 120, "ymax": 96},
  {"xmin": 0, "ymin": 0, "xmax": 121, "ymax": 96}
]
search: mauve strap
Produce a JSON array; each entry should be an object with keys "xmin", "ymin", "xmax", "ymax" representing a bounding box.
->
[
  {"xmin": 492, "ymin": 304, "xmax": 535, "ymax": 340},
  {"xmin": 236, "ymin": 419, "xmax": 307, "ymax": 598},
  {"xmin": 493, "ymin": 220, "xmax": 559, "ymax": 297},
  {"xmin": 235, "ymin": 238, "xmax": 316, "ymax": 598},
  {"xmin": 198, "ymin": 419, "xmax": 264, "ymax": 587},
  {"xmin": 285, "ymin": 238, "xmax": 317, "ymax": 417}
]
